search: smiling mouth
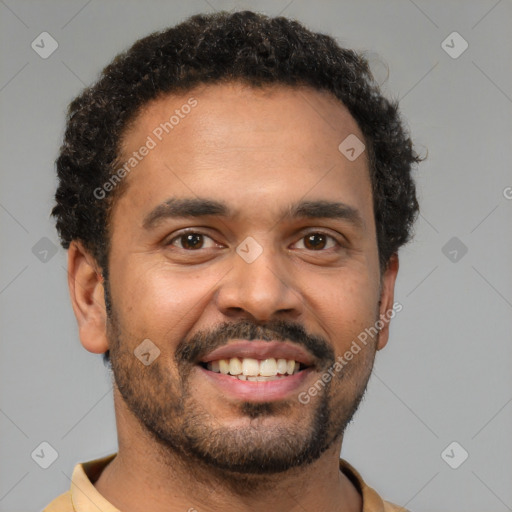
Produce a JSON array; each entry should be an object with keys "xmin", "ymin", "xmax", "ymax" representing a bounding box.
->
[{"xmin": 199, "ymin": 357, "xmax": 310, "ymax": 381}]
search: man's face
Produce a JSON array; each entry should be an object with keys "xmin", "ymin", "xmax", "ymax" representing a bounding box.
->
[{"xmin": 102, "ymin": 82, "xmax": 393, "ymax": 474}]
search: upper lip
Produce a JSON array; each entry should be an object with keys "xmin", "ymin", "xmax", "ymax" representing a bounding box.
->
[{"xmin": 199, "ymin": 340, "xmax": 315, "ymax": 367}]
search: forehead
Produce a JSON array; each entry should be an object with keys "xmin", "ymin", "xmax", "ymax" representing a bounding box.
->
[
  {"xmin": 122, "ymin": 82, "xmax": 364, "ymax": 155},
  {"xmin": 112, "ymin": 82, "xmax": 372, "ymax": 225}
]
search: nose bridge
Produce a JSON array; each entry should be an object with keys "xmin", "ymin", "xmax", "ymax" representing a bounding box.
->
[{"xmin": 215, "ymin": 236, "xmax": 301, "ymax": 320}]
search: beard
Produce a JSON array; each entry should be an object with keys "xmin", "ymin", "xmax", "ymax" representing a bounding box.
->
[{"xmin": 103, "ymin": 279, "xmax": 378, "ymax": 479}]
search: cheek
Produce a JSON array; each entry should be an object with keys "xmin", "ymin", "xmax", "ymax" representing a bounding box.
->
[
  {"xmin": 305, "ymin": 270, "xmax": 379, "ymax": 351},
  {"xmin": 111, "ymin": 261, "xmax": 219, "ymax": 345}
]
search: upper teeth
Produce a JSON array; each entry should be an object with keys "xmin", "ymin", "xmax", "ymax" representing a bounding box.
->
[{"xmin": 207, "ymin": 357, "xmax": 300, "ymax": 377}]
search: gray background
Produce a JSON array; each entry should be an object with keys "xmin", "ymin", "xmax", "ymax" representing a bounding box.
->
[{"xmin": 1, "ymin": 0, "xmax": 511, "ymax": 511}]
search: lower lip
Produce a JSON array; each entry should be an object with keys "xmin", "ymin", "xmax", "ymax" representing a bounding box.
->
[{"xmin": 197, "ymin": 366, "xmax": 314, "ymax": 402}]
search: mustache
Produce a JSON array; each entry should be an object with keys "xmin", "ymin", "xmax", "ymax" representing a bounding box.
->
[{"xmin": 175, "ymin": 319, "xmax": 334, "ymax": 367}]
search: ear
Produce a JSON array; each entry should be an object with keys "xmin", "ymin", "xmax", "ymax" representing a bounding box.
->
[
  {"xmin": 376, "ymin": 253, "xmax": 399, "ymax": 351},
  {"xmin": 67, "ymin": 241, "xmax": 108, "ymax": 355}
]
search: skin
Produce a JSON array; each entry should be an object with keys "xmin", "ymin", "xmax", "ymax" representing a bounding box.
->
[{"xmin": 67, "ymin": 82, "xmax": 399, "ymax": 512}]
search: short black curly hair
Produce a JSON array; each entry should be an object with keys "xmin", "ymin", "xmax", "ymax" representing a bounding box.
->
[{"xmin": 52, "ymin": 10, "xmax": 421, "ymax": 365}]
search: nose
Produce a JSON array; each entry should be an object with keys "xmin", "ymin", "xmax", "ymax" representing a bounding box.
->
[{"xmin": 214, "ymin": 242, "xmax": 303, "ymax": 322}]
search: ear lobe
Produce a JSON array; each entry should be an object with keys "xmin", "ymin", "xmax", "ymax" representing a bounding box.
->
[
  {"xmin": 67, "ymin": 241, "xmax": 109, "ymax": 355},
  {"xmin": 376, "ymin": 253, "xmax": 399, "ymax": 351}
]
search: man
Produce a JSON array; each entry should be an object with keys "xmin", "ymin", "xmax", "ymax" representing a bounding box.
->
[{"xmin": 46, "ymin": 10, "xmax": 421, "ymax": 512}]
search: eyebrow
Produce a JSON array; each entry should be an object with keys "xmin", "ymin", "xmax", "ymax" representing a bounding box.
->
[{"xmin": 142, "ymin": 197, "xmax": 365, "ymax": 231}]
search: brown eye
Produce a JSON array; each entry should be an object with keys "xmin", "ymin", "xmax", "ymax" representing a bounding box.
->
[
  {"xmin": 304, "ymin": 233, "xmax": 326, "ymax": 250},
  {"xmin": 167, "ymin": 231, "xmax": 217, "ymax": 250},
  {"xmin": 297, "ymin": 232, "xmax": 338, "ymax": 251},
  {"xmin": 179, "ymin": 233, "xmax": 204, "ymax": 250}
]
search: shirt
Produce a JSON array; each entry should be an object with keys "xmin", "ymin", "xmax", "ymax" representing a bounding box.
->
[{"xmin": 43, "ymin": 453, "xmax": 406, "ymax": 512}]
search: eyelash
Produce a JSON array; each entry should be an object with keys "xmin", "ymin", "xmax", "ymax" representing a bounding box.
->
[{"xmin": 165, "ymin": 229, "xmax": 343, "ymax": 252}]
